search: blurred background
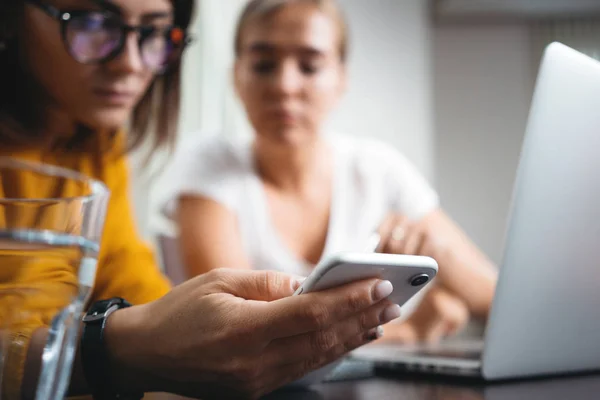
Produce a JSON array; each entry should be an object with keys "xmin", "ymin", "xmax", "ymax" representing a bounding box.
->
[{"xmin": 130, "ymin": 0, "xmax": 600, "ymax": 267}]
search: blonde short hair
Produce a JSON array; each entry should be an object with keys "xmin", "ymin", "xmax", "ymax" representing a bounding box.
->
[{"xmin": 234, "ymin": 0, "xmax": 349, "ymax": 62}]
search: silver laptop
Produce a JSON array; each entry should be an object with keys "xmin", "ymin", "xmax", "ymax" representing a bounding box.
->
[{"xmin": 351, "ymin": 42, "xmax": 600, "ymax": 381}]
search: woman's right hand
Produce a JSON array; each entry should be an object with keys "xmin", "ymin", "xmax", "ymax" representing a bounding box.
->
[
  {"xmin": 378, "ymin": 285, "xmax": 470, "ymax": 345},
  {"xmin": 105, "ymin": 269, "xmax": 400, "ymax": 399}
]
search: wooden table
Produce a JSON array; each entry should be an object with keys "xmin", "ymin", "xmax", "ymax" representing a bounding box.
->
[{"xmin": 150, "ymin": 370, "xmax": 600, "ymax": 399}]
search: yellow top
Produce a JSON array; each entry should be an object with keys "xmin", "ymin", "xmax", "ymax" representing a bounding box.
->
[{"xmin": 0, "ymin": 133, "xmax": 172, "ymax": 399}]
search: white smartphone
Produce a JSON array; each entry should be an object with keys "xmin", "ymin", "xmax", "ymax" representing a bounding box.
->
[
  {"xmin": 289, "ymin": 252, "xmax": 438, "ymax": 387},
  {"xmin": 293, "ymin": 252, "xmax": 438, "ymax": 306}
]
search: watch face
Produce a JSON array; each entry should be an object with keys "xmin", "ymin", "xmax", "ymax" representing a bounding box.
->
[{"xmin": 83, "ymin": 298, "xmax": 130, "ymax": 323}]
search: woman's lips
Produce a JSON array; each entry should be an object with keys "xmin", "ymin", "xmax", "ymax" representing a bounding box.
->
[
  {"xmin": 269, "ymin": 109, "xmax": 299, "ymax": 124},
  {"xmin": 93, "ymin": 88, "xmax": 137, "ymax": 106}
]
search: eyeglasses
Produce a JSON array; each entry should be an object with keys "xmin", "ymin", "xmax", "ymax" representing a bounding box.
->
[{"xmin": 25, "ymin": 0, "xmax": 192, "ymax": 73}]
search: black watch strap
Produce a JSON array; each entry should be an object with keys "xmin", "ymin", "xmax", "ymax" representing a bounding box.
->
[{"xmin": 81, "ymin": 298, "xmax": 143, "ymax": 400}]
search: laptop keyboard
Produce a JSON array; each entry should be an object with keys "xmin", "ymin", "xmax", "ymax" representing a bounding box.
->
[{"xmin": 408, "ymin": 347, "xmax": 482, "ymax": 361}]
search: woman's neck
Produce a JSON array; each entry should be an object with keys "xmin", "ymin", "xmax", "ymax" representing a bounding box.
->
[{"xmin": 253, "ymin": 135, "xmax": 331, "ymax": 193}]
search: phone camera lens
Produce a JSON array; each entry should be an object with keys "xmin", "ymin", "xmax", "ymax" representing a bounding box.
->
[{"xmin": 410, "ymin": 274, "xmax": 429, "ymax": 287}]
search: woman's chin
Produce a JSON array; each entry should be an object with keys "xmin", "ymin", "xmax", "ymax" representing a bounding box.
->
[
  {"xmin": 81, "ymin": 110, "xmax": 130, "ymax": 132},
  {"xmin": 263, "ymin": 127, "xmax": 318, "ymax": 147}
]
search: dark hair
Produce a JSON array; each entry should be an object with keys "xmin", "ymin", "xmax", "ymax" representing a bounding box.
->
[
  {"xmin": 0, "ymin": 0, "xmax": 195, "ymax": 153},
  {"xmin": 234, "ymin": 0, "xmax": 348, "ymax": 63}
]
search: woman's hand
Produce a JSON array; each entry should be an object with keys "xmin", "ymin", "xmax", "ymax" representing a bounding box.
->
[
  {"xmin": 378, "ymin": 285, "xmax": 470, "ymax": 345},
  {"xmin": 377, "ymin": 213, "xmax": 450, "ymax": 263},
  {"xmin": 105, "ymin": 269, "xmax": 400, "ymax": 399},
  {"xmin": 375, "ymin": 211, "xmax": 497, "ymax": 343}
]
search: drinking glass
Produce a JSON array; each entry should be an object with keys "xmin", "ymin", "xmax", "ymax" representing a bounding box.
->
[{"xmin": 0, "ymin": 157, "xmax": 109, "ymax": 400}]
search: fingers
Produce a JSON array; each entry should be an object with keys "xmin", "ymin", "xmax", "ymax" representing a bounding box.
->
[
  {"xmin": 399, "ymin": 286, "xmax": 470, "ymax": 344},
  {"xmin": 205, "ymin": 269, "xmax": 303, "ymax": 301},
  {"xmin": 376, "ymin": 214, "xmax": 400, "ymax": 252},
  {"xmin": 428, "ymin": 288, "xmax": 470, "ymax": 339},
  {"xmin": 423, "ymin": 320, "xmax": 451, "ymax": 344},
  {"xmin": 378, "ymin": 214, "xmax": 426, "ymax": 255},
  {"xmin": 263, "ymin": 278, "xmax": 396, "ymax": 339},
  {"xmin": 220, "ymin": 322, "xmax": 390, "ymax": 399},
  {"xmin": 378, "ymin": 214, "xmax": 406, "ymax": 252},
  {"xmin": 263, "ymin": 299, "xmax": 398, "ymax": 366},
  {"xmin": 260, "ymin": 330, "xmax": 383, "ymax": 395},
  {"xmin": 379, "ymin": 322, "xmax": 419, "ymax": 344},
  {"xmin": 403, "ymin": 228, "xmax": 425, "ymax": 255}
]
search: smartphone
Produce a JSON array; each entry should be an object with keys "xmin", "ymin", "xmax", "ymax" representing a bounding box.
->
[
  {"xmin": 289, "ymin": 252, "xmax": 437, "ymax": 387},
  {"xmin": 293, "ymin": 252, "xmax": 438, "ymax": 306}
]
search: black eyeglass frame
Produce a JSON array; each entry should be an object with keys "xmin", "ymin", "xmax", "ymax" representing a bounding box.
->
[{"xmin": 24, "ymin": 0, "xmax": 193, "ymax": 72}]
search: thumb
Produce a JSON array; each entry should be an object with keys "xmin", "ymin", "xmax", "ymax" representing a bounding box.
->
[{"xmin": 214, "ymin": 269, "xmax": 305, "ymax": 301}]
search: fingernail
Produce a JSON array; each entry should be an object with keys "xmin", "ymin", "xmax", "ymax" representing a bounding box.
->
[
  {"xmin": 380, "ymin": 304, "xmax": 401, "ymax": 323},
  {"xmin": 366, "ymin": 327, "xmax": 377, "ymax": 340},
  {"xmin": 373, "ymin": 280, "xmax": 393, "ymax": 301},
  {"xmin": 367, "ymin": 326, "xmax": 384, "ymax": 341},
  {"xmin": 291, "ymin": 276, "xmax": 306, "ymax": 291}
]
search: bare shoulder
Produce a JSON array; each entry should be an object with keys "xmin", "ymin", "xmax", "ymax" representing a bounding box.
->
[{"xmin": 177, "ymin": 194, "xmax": 236, "ymax": 221}]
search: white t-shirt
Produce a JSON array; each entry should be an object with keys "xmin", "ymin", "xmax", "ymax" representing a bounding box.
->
[{"xmin": 159, "ymin": 133, "xmax": 439, "ymax": 278}]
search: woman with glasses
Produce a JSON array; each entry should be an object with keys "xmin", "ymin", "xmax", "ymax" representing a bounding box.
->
[
  {"xmin": 162, "ymin": 0, "xmax": 498, "ymax": 345},
  {"xmin": 0, "ymin": 1, "xmax": 398, "ymax": 399}
]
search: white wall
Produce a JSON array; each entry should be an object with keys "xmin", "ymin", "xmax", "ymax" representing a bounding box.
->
[
  {"xmin": 433, "ymin": 24, "xmax": 534, "ymax": 264},
  {"xmin": 329, "ymin": 0, "xmax": 435, "ymax": 180}
]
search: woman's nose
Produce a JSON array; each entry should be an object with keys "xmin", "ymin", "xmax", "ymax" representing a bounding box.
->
[
  {"xmin": 272, "ymin": 61, "xmax": 303, "ymax": 96},
  {"xmin": 106, "ymin": 33, "xmax": 145, "ymax": 74}
]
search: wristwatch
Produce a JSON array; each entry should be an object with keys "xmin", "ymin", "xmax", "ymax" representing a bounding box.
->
[{"xmin": 81, "ymin": 298, "xmax": 144, "ymax": 400}]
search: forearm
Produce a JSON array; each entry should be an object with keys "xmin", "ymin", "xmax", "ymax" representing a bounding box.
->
[
  {"xmin": 416, "ymin": 210, "xmax": 498, "ymax": 319},
  {"xmin": 178, "ymin": 197, "xmax": 252, "ymax": 278}
]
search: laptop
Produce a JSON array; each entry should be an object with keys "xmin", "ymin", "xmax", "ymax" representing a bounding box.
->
[{"xmin": 351, "ymin": 42, "xmax": 600, "ymax": 381}]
